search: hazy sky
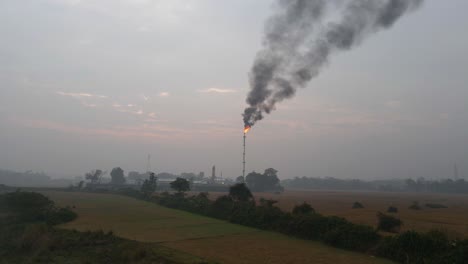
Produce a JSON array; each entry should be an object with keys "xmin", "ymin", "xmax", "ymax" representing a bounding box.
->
[{"xmin": 1, "ymin": 0, "xmax": 467, "ymax": 180}]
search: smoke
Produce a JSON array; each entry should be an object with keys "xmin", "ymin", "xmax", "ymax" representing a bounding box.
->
[{"xmin": 243, "ymin": 0, "xmax": 424, "ymax": 127}]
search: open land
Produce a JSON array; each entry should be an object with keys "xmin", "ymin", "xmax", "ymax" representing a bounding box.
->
[
  {"xmin": 247, "ymin": 190, "xmax": 468, "ymax": 238},
  {"xmin": 43, "ymin": 191, "xmax": 393, "ymax": 264}
]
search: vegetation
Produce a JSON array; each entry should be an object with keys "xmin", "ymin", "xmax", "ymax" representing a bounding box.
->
[
  {"xmin": 170, "ymin": 177, "xmax": 191, "ymax": 193},
  {"xmin": 128, "ymin": 171, "xmax": 149, "ymax": 185},
  {"xmin": 283, "ymin": 176, "xmax": 375, "ymax": 190},
  {"xmin": 376, "ymin": 230, "xmax": 468, "ymax": 264},
  {"xmin": 110, "ymin": 167, "xmax": 126, "ymax": 185},
  {"xmin": 352, "ymin": 202, "xmax": 364, "ymax": 209},
  {"xmin": 0, "ymin": 190, "xmax": 77, "ymax": 225},
  {"xmin": 141, "ymin": 172, "xmax": 157, "ymax": 198},
  {"xmin": 387, "ymin": 206, "xmax": 398, "ymax": 213},
  {"xmin": 292, "ymin": 202, "xmax": 315, "ymax": 215},
  {"xmin": 0, "ymin": 169, "xmax": 52, "ymax": 187},
  {"xmin": 425, "ymin": 203, "xmax": 448, "ymax": 209},
  {"xmin": 228, "ymin": 183, "xmax": 253, "ymax": 202},
  {"xmin": 245, "ymin": 168, "xmax": 283, "ymax": 192},
  {"xmin": 151, "ymin": 187, "xmax": 380, "ymax": 252},
  {"xmin": 131, "ymin": 185, "xmax": 468, "ymax": 263},
  {"xmin": 405, "ymin": 178, "xmax": 468, "ymax": 194},
  {"xmin": 409, "ymin": 201, "xmax": 422, "ymax": 210},
  {"xmin": 0, "ymin": 191, "xmax": 211, "ymax": 264},
  {"xmin": 282, "ymin": 176, "xmax": 468, "ymax": 194},
  {"xmin": 85, "ymin": 169, "xmax": 103, "ymax": 184},
  {"xmin": 44, "ymin": 191, "xmax": 394, "ymax": 264},
  {"xmin": 252, "ymin": 190, "xmax": 468, "ymax": 238},
  {"xmin": 376, "ymin": 212, "xmax": 402, "ymax": 233}
]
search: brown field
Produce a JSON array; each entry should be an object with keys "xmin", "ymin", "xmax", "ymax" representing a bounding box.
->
[
  {"xmin": 43, "ymin": 191, "xmax": 393, "ymax": 264},
  {"xmin": 246, "ymin": 190, "xmax": 468, "ymax": 238}
]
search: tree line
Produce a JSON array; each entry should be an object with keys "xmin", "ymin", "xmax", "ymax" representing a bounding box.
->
[
  {"xmin": 283, "ymin": 176, "xmax": 468, "ymax": 194},
  {"xmin": 107, "ymin": 180, "xmax": 467, "ymax": 264}
]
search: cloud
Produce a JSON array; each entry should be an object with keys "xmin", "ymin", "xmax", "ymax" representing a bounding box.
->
[
  {"xmin": 12, "ymin": 118, "xmax": 235, "ymax": 142},
  {"xmin": 159, "ymin": 92, "xmax": 170, "ymax": 97},
  {"xmin": 81, "ymin": 102, "xmax": 98, "ymax": 108},
  {"xmin": 56, "ymin": 91, "xmax": 107, "ymax": 99},
  {"xmin": 141, "ymin": 94, "xmax": 150, "ymax": 101},
  {"xmin": 198, "ymin": 88, "xmax": 237, "ymax": 94},
  {"xmin": 14, "ymin": 118, "xmax": 172, "ymax": 140}
]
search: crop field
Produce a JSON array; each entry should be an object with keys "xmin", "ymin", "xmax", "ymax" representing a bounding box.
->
[
  {"xmin": 43, "ymin": 191, "xmax": 393, "ymax": 264},
  {"xmin": 250, "ymin": 190, "xmax": 468, "ymax": 238}
]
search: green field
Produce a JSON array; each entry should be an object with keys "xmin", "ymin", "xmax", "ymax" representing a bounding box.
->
[{"xmin": 43, "ymin": 191, "xmax": 393, "ymax": 264}]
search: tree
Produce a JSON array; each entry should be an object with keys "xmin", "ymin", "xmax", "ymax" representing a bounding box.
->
[
  {"xmin": 85, "ymin": 169, "xmax": 103, "ymax": 184},
  {"xmin": 77, "ymin": 181, "xmax": 84, "ymax": 189},
  {"xmin": 409, "ymin": 201, "xmax": 421, "ymax": 210},
  {"xmin": 292, "ymin": 202, "xmax": 315, "ymax": 215},
  {"xmin": 170, "ymin": 177, "xmax": 190, "ymax": 193},
  {"xmin": 229, "ymin": 183, "xmax": 253, "ymax": 202},
  {"xmin": 236, "ymin": 176, "xmax": 244, "ymax": 183},
  {"xmin": 245, "ymin": 168, "xmax": 282, "ymax": 192},
  {"xmin": 110, "ymin": 167, "xmax": 126, "ymax": 185},
  {"xmin": 352, "ymin": 202, "xmax": 364, "ymax": 209},
  {"xmin": 245, "ymin": 171, "xmax": 263, "ymax": 191},
  {"xmin": 377, "ymin": 212, "xmax": 402, "ymax": 233},
  {"xmin": 128, "ymin": 171, "xmax": 148, "ymax": 185},
  {"xmin": 141, "ymin": 172, "xmax": 157, "ymax": 198}
]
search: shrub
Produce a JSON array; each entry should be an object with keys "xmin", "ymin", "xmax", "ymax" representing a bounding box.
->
[
  {"xmin": 425, "ymin": 203, "xmax": 448, "ymax": 209},
  {"xmin": 3, "ymin": 191, "xmax": 53, "ymax": 212},
  {"xmin": 352, "ymin": 202, "xmax": 364, "ymax": 209},
  {"xmin": 377, "ymin": 212, "xmax": 402, "ymax": 233},
  {"xmin": 323, "ymin": 223, "xmax": 379, "ymax": 251},
  {"xmin": 409, "ymin": 201, "xmax": 422, "ymax": 210},
  {"xmin": 1, "ymin": 191, "xmax": 77, "ymax": 226},
  {"xmin": 18, "ymin": 223, "xmax": 51, "ymax": 251},
  {"xmin": 209, "ymin": 195, "xmax": 234, "ymax": 219},
  {"xmin": 46, "ymin": 207, "xmax": 77, "ymax": 225},
  {"xmin": 387, "ymin": 206, "xmax": 398, "ymax": 213},
  {"xmin": 292, "ymin": 202, "xmax": 315, "ymax": 215},
  {"xmin": 376, "ymin": 230, "xmax": 456, "ymax": 264}
]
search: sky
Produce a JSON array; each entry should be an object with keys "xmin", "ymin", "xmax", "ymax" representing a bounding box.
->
[{"xmin": 1, "ymin": 0, "xmax": 467, "ymax": 180}]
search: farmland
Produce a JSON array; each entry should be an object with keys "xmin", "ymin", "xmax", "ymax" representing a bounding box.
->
[
  {"xmin": 43, "ymin": 191, "xmax": 393, "ymax": 264},
  {"xmin": 249, "ymin": 190, "xmax": 468, "ymax": 238}
]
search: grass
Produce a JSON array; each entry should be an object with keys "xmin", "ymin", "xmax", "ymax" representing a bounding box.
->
[
  {"xmin": 43, "ymin": 191, "xmax": 393, "ymax": 264},
  {"xmin": 245, "ymin": 190, "xmax": 468, "ymax": 238}
]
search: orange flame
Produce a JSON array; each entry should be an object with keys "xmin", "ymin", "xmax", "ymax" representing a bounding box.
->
[{"xmin": 244, "ymin": 125, "xmax": 251, "ymax": 134}]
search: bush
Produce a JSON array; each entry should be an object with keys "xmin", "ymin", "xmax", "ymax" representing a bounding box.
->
[
  {"xmin": 4, "ymin": 191, "xmax": 53, "ymax": 210},
  {"xmin": 352, "ymin": 202, "xmax": 364, "ymax": 209},
  {"xmin": 209, "ymin": 195, "xmax": 234, "ymax": 219},
  {"xmin": 292, "ymin": 202, "xmax": 315, "ymax": 215},
  {"xmin": 1, "ymin": 191, "xmax": 77, "ymax": 225},
  {"xmin": 46, "ymin": 207, "xmax": 77, "ymax": 225},
  {"xmin": 409, "ymin": 201, "xmax": 422, "ymax": 210},
  {"xmin": 18, "ymin": 223, "xmax": 51, "ymax": 251},
  {"xmin": 377, "ymin": 212, "xmax": 402, "ymax": 233},
  {"xmin": 387, "ymin": 206, "xmax": 398, "ymax": 213},
  {"xmin": 376, "ymin": 230, "xmax": 452, "ymax": 264},
  {"xmin": 425, "ymin": 203, "xmax": 447, "ymax": 209},
  {"xmin": 323, "ymin": 223, "xmax": 379, "ymax": 251}
]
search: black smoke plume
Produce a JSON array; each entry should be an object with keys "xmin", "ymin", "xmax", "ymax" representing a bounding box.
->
[{"xmin": 243, "ymin": 0, "xmax": 424, "ymax": 127}]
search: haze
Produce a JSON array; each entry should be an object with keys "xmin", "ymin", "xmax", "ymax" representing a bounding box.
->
[{"xmin": 1, "ymin": 0, "xmax": 467, "ymax": 180}]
